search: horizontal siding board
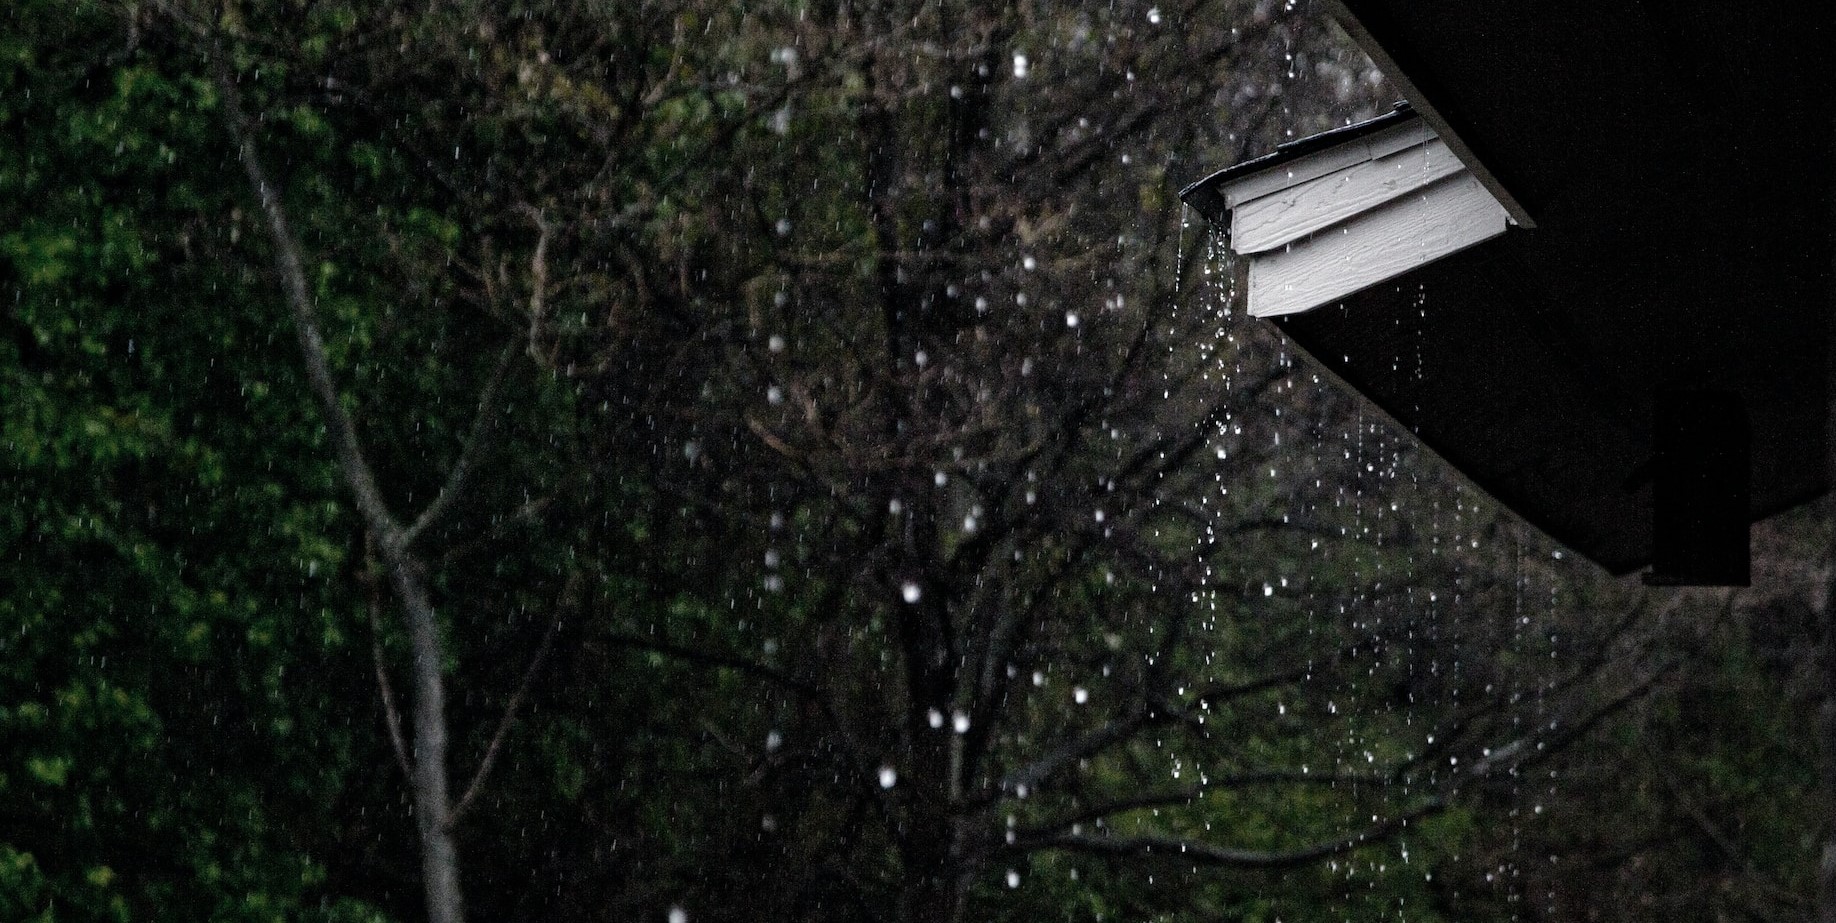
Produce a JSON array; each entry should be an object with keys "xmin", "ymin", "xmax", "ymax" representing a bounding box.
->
[
  {"xmin": 1232, "ymin": 137, "xmax": 1465, "ymax": 253},
  {"xmin": 1246, "ymin": 172, "xmax": 1509, "ymax": 318},
  {"xmin": 1219, "ymin": 119, "xmax": 1437, "ymax": 206}
]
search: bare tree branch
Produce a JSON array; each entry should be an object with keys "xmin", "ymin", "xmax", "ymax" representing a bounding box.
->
[
  {"xmin": 449, "ymin": 587, "xmax": 569, "ymax": 829},
  {"xmin": 215, "ymin": 57, "xmax": 404, "ymax": 549},
  {"xmin": 1019, "ymin": 771, "xmax": 1389, "ymax": 839},
  {"xmin": 1021, "ymin": 797, "xmax": 1446, "ymax": 870},
  {"xmin": 603, "ymin": 632, "xmax": 822, "ymax": 701},
  {"xmin": 1000, "ymin": 702, "xmax": 1156, "ymax": 794},
  {"xmin": 520, "ymin": 205, "xmax": 554, "ymax": 362},
  {"xmin": 364, "ymin": 563, "xmax": 413, "ymax": 782}
]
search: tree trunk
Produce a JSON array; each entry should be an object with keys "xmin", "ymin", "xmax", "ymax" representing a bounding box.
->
[
  {"xmin": 1821, "ymin": 587, "xmax": 1836, "ymax": 923},
  {"xmin": 1821, "ymin": 689, "xmax": 1836, "ymax": 923},
  {"xmin": 896, "ymin": 813, "xmax": 968, "ymax": 923},
  {"xmin": 390, "ymin": 563, "xmax": 468, "ymax": 923},
  {"xmin": 214, "ymin": 56, "xmax": 470, "ymax": 923}
]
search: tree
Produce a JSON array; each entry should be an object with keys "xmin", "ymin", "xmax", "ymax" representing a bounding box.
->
[{"xmin": 3, "ymin": 2, "xmax": 1694, "ymax": 922}]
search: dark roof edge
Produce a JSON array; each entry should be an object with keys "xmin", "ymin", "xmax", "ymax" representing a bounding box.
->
[
  {"xmin": 1178, "ymin": 101, "xmax": 1418, "ymax": 226},
  {"xmin": 1322, "ymin": 0, "xmax": 1536, "ymax": 228}
]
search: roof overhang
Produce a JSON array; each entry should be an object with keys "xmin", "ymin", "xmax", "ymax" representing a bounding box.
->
[
  {"xmin": 1187, "ymin": 103, "xmax": 1513, "ymax": 319},
  {"xmin": 1181, "ymin": 0, "xmax": 1836, "ymax": 578}
]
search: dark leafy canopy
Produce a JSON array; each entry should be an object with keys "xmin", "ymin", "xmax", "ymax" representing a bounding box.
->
[{"xmin": 1, "ymin": 1, "xmax": 1822, "ymax": 922}]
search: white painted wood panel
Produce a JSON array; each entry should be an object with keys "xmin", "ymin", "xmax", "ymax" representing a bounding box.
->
[
  {"xmin": 1231, "ymin": 137, "xmax": 1464, "ymax": 254},
  {"xmin": 1246, "ymin": 172, "xmax": 1509, "ymax": 318},
  {"xmin": 1219, "ymin": 119, "xmax": 1437, "ymax": 207}
]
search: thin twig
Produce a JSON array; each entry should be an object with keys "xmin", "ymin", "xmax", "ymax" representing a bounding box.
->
[
  {"xmin": 1000, "ymin": 702, "xmax": 1155, "ymax": 794},
  {"xmin": 1018, "ymin": 771, "xmax": 1388, "ymax": 839},
  {"xmin": 604, "ymin": 632, "xmax": 821, "ymax": 701},
  {"xmin": 448, "ymin": 580, "xmax": 572, "ymax": 829},
  {"xmin": 1021, "ymin": 797, "xmax": 1446, "ymax": 870}
]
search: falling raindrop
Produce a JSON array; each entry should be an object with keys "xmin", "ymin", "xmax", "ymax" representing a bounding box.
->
[
  {"xmin": 901, "ymin": 582, "xmax": 923, "ymax": 604},
  {"xmin": 879, "ymin": 766, "xmax": 898, "ymax": 789}
]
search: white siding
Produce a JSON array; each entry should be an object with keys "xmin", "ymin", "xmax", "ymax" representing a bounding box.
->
[
  {"xmin": 1232, "ymin": 137, "xmax": 1465, "ymax": 254},
  {"xmin": 1216, "ymin": 119, "xmax": 1512, "ymax": 318},
  {"xmin": 1245, "ymin": 172, "xmax": 1509, "ymax": 318}
]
